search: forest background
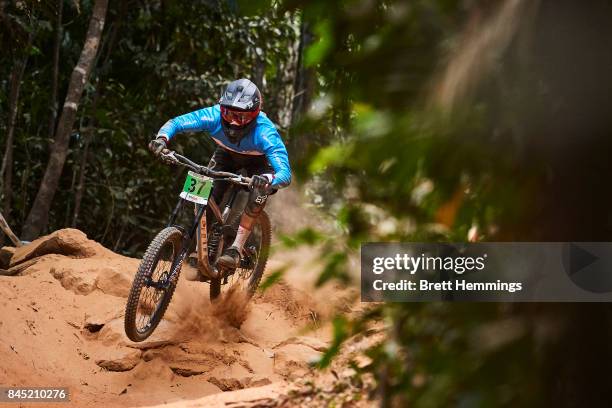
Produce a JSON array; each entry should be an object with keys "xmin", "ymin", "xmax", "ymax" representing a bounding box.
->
[{"xmin": 2, "ymin": 0, "xmax": 612, "ymax": 406}]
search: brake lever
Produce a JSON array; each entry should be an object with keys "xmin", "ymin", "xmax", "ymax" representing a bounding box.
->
[
  {"xmin": 234, "ymin": 176, "xmax": 252, "ymax": 187},
  {"xmin": 198, "ymin": 165, "xmax": 211, "ymax": 176},
  {"xmin": 160, "ymin": 150, "xmax": 179, "ymax": 165}
]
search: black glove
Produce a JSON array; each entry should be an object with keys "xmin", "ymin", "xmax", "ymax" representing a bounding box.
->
[
  {"xmin": 148, "ymin": 137, "xmax": 167, "ymax": 157},
  {"xmin": 250, "ymin": 174, "xmax": 273, "ymax": 191}
]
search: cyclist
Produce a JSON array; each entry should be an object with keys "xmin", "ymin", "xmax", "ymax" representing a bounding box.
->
[{"xmin": 148, "ymin": 78, "xmax": 291, "ymax": 270}]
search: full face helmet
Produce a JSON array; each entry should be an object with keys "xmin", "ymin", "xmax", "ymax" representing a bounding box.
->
[{"xmin": 219, "ymin": 78, "xmax": 262, "ymax": 144}]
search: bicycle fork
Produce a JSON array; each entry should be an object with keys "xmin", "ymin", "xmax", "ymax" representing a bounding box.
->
[{"xmin": 165, "ymin": 204, "xmax": 206, "ymax": 287}]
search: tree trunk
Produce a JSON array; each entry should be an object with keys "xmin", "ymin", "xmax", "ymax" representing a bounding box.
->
[
  {"xmin": 253, "ymin": 55, "xmax": 266, "ymax": 90},
  {"xmin": 290, "ymin": 20, "xmax": 315, "ymax": 158},
  {"xmin": 47, "ymin": 0, "xmax": 64, "ymax": 141},
  {"xmin": 291, "ymin": 20, "xmax": 315, "ymax": 121},
  {"xmin": 71, "ymin": 0, "xmax": 126, "ymax": 228},
  {"xmin": 1, "ymin": 43, "xmax": 31, "ymax": 226},
  {"xmin": 48, "ymin": 0, "xmax": 64, "ymax": 139},
  {"xmin": 21, "ymin": 0, "xmax": 108, "ymax": 240},
  {"xmin": 267, "ymin": 16, "xmax": 299, "ymax": 129}
]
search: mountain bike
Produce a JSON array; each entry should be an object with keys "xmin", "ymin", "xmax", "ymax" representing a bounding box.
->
[{"xmin": 124, "ymin": 149, "xmax": 271, "ymax": 342}]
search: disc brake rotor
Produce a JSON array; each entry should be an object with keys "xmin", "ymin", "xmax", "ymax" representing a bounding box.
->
[{"xmin": 237, "ymin": 245, "xmax": 258, "ymax": 280}]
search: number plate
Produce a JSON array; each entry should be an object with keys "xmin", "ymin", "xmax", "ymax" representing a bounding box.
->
[{"xmin": 180, "ymin": 171, "xmax": 213, "ymax": 204}]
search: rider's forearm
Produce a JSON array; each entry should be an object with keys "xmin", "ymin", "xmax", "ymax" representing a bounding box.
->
[
  {"xmin": 264, "ymin": 137, "xmax": 292, "ymax": 188},
  {"xmin": 267, "ymin": 151, "xmax": 292, "ymax": 188},
  {"xmin": 157, "ymin": 109, "xmax": 210, "ymax": 141},
  {"xmin": 156, "ymin": 119, "xmax": 178, "ymax": 140},
  {"xmin": 270, "ymin": 168, "xmax": 291, "ymax": 188}
]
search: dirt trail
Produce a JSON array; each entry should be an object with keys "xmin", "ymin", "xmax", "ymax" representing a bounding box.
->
[{"xmin": 0, "ymin": 217, "xmax": 356, "ymax": 407}]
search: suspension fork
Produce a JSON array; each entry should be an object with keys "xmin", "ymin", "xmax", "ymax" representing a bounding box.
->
[
  {"xmin": 222, "ymin": 186, "xmax": 240, "ymax": 223},
  {"xmin": 167, "ymin": 197, "xmax": 186, "ymax": 227},
  {"xmin": 166, "ymin": 203, "xmax": 206, "ymax": 284},
  {"xmin": 196, "ymin": 195, "xmax": 224, "ymax": 277}
]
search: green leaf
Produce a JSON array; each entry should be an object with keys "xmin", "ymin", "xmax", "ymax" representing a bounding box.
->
[
  {"xmin": 316, "ymin": 251, "xmax": 348, "ymax": 287},
  {"xmin": 29, "ymin": 46, "xmax": 42, "ymax": 56},
  {"xmin": 279, "ymin": 228, "xmax": 325, "ymax": 248},
  {"xmin": 258, "ymin": 266, "xmax": 288, "ymax": 293},
  {"xmin": 308, "ymin": 143, "xmax": 352, "ymax": 174},
  {"xmin": 305, "ymin": 20, "xmax": 333, "ymax": 67},
  {"xmin": 315, "ymin": 315, "xmax": 348, "ymax": 368}
]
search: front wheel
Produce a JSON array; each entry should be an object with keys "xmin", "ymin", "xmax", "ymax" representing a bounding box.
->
[
  {"xmin": 210, "ymin": 211, "xmax": 271, "ymax": 301},
  {"xmin": 125, "ymin": 227, "xmax": 184, "ymax": 342}
]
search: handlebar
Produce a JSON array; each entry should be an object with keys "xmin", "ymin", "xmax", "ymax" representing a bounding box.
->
[{"xmin": 159, "ymin": 149, "xmax": 252, "ymax": 187}]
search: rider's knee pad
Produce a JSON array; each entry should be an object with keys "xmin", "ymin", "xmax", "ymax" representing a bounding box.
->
[{"xmin": 245, "ymin": 189, "xmax": 268, "ymax": 217}]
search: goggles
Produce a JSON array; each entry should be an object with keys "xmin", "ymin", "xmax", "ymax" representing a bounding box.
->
[{"xmin": 220, "ymin": 106, "xmax": 259, "ymax": 127}]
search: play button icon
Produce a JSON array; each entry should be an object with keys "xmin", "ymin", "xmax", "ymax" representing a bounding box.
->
[
  {"xmin": 562, "ymin": 243, "xmax": 612, "ymax": 293},
  {"xmin": 568, "ymin": 243, "xmax": 599, "ymax": 276}
]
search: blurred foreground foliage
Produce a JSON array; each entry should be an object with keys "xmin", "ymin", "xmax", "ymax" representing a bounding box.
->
[{"xmin": 252, "ymin": 0, "xmax": 612, "ymax": 406}]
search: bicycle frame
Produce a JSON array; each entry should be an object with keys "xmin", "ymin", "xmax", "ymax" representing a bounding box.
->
[
  {"xmin": 165, "ymin": 181, "xmax": 242, "ymax": 283},
  {"xmin": 154, "ymin": 150, "xmax": 251, "ymax": 286}
]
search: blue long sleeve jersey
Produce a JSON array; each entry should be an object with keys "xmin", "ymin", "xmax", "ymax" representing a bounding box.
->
[{"xmin": 157, "ymin": 104, "xmax": 291, "ymax": 188}]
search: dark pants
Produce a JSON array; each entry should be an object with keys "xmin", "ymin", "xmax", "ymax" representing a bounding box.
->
[{"xmin": 208, "ymin": 148, "xmax": 272, "ymax": 218}]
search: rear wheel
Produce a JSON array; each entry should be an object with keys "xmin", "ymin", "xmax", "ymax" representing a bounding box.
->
[
  {"xmin": 209, "ymin": 211, "xmax": 271, "ymax": 301},
  {"xmin": 124, "ymin": 227, "xmax": 184, "ymax": 342}
]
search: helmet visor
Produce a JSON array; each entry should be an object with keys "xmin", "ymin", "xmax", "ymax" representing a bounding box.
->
[{"xmin": 220, "ymin": 106, "xmax": 258, "ymax": 127}]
